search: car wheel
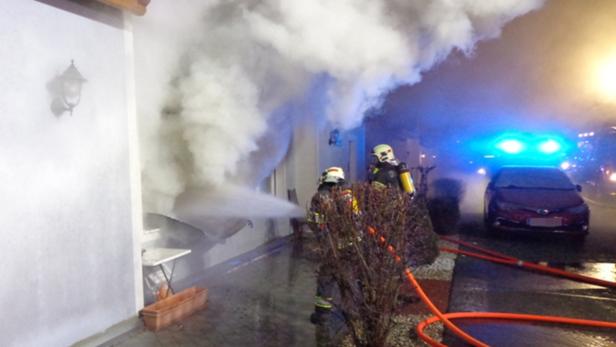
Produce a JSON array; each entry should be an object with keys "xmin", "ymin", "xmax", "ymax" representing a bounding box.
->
[
  {"xmin": 483, "ymin": 216, "xmax": 497, "ymax": 236},
  {"xmin": 483, "ymin": 202, "xmax": 492, "ymax": 232}
]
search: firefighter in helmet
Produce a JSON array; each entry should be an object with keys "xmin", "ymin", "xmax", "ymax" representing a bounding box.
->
[
  {"xmin": 306, "ymin": 166, "xmax": 349, "ymax": 324},
  {"xmin": 368, "ymin": 144, "xmax": 437, "ymax": 304},
  {"xmin": 368, "ymin": 144, "xmax": 416, "ymax": 195}
]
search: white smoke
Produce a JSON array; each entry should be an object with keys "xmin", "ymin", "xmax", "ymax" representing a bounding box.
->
[
  {"xmin": 133, "ymin": 0, "xmax": 544, "ymax": 215},
  {"xmin": 174, "ymin": 186, "xmax": 305, "ymax": 220}
]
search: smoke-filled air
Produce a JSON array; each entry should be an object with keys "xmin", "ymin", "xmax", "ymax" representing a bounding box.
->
[{"xmin": 132, "ymin": 0, "xmax": 544, "ymax": 217}]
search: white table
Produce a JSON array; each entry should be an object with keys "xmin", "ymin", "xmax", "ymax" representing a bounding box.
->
[{"xmin": 142, "ymin": 248, "xmax": 191, "ymax": 295}]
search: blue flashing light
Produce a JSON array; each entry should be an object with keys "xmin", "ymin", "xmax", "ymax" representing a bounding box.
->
[
  {"xmin": 496, "ymin": 139, "xmax": 523, "ymax": 154},
  {"xmin": 538, "ymin": 139, "xmax": 560, "ymax": 154},
  {"xmin": 468, "ymin": 132, "xmax": 573, "ymax": 172}
]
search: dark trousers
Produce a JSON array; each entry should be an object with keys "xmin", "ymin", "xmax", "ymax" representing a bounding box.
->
[{"xmin": 315, "ymin": 264, "xmax": 336, "ymax": 309}]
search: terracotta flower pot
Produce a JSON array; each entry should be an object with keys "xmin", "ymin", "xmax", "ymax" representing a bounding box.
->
[{"xmin": 141, "ymin": 287, "xmax": 208, "ymax": 331}]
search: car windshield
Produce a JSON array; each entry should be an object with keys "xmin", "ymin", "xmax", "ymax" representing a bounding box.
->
[{"xmin": 493, "ymin": 167, "xmax": 575, "ymax": 190}]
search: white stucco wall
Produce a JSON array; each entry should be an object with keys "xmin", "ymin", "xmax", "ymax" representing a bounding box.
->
[
  {"xmin": 0, "ymin": 2, "xmax": 141, "ymax": 346},
  {"xmin": 288, "ymin": 117, "xmax": 366, "ymax": 211}
]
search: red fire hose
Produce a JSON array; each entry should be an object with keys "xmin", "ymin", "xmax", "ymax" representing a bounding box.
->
[
  {"xmin": 367, "ymin": 227, "xmax": 488, "ymax": 346},
  {"xmin": 416, "ymin": 311, "xmax": 616, "ymax": 347},
  {"xmin": 366, "ymin": 227, "xmax": 616, "ymax": 346},
  {"xmin": 439, "ymin": 235, "xmax": 616, "ymax": 289}
]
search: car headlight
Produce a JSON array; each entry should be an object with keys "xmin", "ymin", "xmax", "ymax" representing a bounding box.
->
[
  {"xmin": 566, "ymin": 204, "xmax": 589, "ymax": 214},
  {"xmin": 610, "ymin": 172, "xmax": 616, "ymax": 182}
]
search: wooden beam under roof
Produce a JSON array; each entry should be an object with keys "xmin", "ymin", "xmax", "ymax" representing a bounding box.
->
[{"xmin": 96, "ymin": 0, "xmax": 150, "ymax": 16}]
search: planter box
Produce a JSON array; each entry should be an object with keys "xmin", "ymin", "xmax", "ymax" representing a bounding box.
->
[{"xmin": 141, "ymin": 286, "xmax": 208, "ymax": 331}]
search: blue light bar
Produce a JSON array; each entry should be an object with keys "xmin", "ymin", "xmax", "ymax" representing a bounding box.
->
[
  {"xmin": 538, "ymin": 139, "xmax": 561, "ymax": 154},
  {"xmin": 496, "ymin": 139, "xmax": 523, "ymax": 154}
]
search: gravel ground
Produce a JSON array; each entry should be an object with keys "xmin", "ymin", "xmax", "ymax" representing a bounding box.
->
[
  {"xmin": 339, "ymin": 239, "xmax": 458, "ymax": 346},
  {"xmin": 411, "ymin": 240, "xmax": 458, "ymax": 281}
]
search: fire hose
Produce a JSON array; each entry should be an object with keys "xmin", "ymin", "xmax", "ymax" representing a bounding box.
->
[
  {"xmin": 439, "ymin": 235, "xmax": 616, "ymax": 289},
  {"xmin": 366, "ymin": 227, "xmax": 616, "ymax": 347}
]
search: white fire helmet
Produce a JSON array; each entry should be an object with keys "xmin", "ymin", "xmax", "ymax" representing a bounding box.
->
[
  {"xmin": 372, "ymin": 144, "xmax": 395, "ymax": 163},
  {"xmin": 320, "ymin": 166, "xmax": 345, "ymax": 184}
]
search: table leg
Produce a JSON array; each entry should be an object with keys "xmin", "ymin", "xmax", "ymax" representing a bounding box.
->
[
  {"xmin": 167, "ymin": 260, "xmax": 177, "ymax": 291},
  {"xmin": 159, "ymin": 263, "xmax": 175, "ymax": 295}
]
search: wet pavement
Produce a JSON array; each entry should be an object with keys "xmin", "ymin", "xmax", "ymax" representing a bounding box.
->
[
  {"xmin": 113, "ymin": 240, "xmax": 321, "ymax": 347},
  {"xmin": 111, "ymin": 231, "xmax": 456, "ymax": 347},
  {"xmin": 444, "ymin": 200, "xmax": 616, "ymax": 346}
]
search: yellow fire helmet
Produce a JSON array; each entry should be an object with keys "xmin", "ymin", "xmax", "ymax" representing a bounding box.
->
[
  {"xmin": 320, "ymin": 166, "xmax": 345, "ymax": 184},
  {"xmin": 372, "ymin": 144, "xmax": 395, "ymax": 163}
]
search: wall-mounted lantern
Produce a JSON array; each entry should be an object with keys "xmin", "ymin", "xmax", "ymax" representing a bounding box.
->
[
  {"xmin": 50, "ymin": 60, "xmax": 87, "ymax": 116},
  {"xmin": 60, "ymin": 60, "xmax": 87, "ymax": 115}
]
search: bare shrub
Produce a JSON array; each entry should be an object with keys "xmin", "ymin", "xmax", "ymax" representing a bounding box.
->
[{"xmin": 314, "ymin": 183, "xmax": 438, "ymax": 347}]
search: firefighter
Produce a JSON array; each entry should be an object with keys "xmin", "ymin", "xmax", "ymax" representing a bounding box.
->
[
  {"xmin": 368, "ymin": 144, "xmax": 416, "ymax": 195},
  {"xmin": 306, "ymin": 166, "xmax": 348, "ymax": 325},
  {"xmin": 368, "ymin": 144, "xmax": 430, "ymax": 305}
]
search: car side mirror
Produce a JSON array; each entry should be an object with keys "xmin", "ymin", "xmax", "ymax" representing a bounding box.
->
[{"xmin": 575, "ymin": 184, "xmax": 582, "ymax": 192}]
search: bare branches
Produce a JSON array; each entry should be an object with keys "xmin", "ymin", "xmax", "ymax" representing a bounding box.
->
[{"xmin": 314, "ymin": 183, "xmax": 438, "ymax": 347}]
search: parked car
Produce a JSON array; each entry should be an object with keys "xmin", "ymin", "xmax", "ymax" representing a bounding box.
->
[{"xmin": 484, "ymin": 166, "xmax": 589, "ymax": 239}]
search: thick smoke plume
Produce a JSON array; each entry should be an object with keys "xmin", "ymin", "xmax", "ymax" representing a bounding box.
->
[{"xmin": 133, "ymin": 0, "xmax": 543, "ymax": 215}]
